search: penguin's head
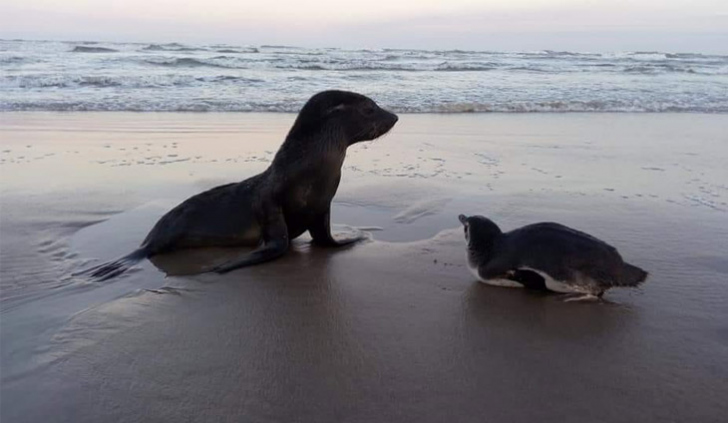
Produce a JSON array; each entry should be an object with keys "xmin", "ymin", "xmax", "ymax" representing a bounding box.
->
[{"xmin": 458, "ymin": 214, "xmax": 501, "ymax": 246}]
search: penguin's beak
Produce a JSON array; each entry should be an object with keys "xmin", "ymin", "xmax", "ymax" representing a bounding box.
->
[{"xmin": 458, "ymin": 214, "xmax": 468, "ymax": 225}]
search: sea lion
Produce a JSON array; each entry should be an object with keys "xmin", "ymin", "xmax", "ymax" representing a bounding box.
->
[
  {"xmin": 79, "ymin": 90, "xmax": 398, "ymax": 280},
  {"xmin": 458, "ymin": 214, "xmax": 648, "ymax": 301}
]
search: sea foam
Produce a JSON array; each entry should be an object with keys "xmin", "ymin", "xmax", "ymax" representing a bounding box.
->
[{"xmin": 1, "ymin": 39, "xmax": 727, "ymax": 113}]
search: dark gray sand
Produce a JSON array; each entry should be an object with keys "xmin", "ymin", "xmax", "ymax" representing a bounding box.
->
[{"xmin": 1, "ymin": 113, "xmax": 727, "ymax": 422}]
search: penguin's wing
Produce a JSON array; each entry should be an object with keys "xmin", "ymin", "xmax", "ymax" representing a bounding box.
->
[
  {"xmin": 508, "ymin": 223, "xmax": 621, "ymax": 283},
  {"xmin": 479, "ymin": 255, "xmax": 517, "ymax": 280}
]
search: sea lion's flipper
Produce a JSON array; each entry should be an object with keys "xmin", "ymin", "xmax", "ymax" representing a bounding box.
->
[
  {"xmin": 309, "ymin": 208, "xmax": 364, "ymax": 247},
  {"xmin": 211, "ymin": 210, "xmax": 289, "ymax": 274},
  {"xmin": 73, "ymin": 247, "xmax": 149, "ymax": 281}
]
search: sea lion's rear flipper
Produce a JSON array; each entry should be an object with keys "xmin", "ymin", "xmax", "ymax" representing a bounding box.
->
[
  {"xmin": 73, "ymin": 247, "xmax": 149, "ymax": 281},
  {"xmin": 309, "ymin": 208, "xmax": 365, "ymax": 247},
  {"xmin": 211, "ymin": 210, "xmax": 289, "ymax": 274}
]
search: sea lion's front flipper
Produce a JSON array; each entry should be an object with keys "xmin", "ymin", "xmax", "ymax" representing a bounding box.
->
[
  {"xmin": 309, "ymin": 208, "xmax": 365, "ymax": 247},
  {"xmin": 210, "ymin": 210, "xmax": 289, "ymax": 274}
]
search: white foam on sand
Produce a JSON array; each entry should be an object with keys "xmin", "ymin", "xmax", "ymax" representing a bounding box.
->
[{"xmin": 393, "ymin": 197, "xmax": 452, "ymax": 223}]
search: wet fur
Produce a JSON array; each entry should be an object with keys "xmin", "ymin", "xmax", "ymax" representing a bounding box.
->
[{"xmin": 76, "ymin": 90, "xmax": 398, "ymax": 280}]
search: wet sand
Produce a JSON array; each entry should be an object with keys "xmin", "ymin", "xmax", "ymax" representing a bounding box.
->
[{"xmin": 1, "ymin": 112, "xmax": 727, "ymax": 422}]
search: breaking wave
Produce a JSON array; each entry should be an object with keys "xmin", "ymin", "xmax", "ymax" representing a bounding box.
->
[
  {"xmin": 3, "ymin": 99, "xmax": 726, "ymax": 113},
  {"xmin": 141, "ymin": 43, "xmax": 208, "ymax": 52},
  {"xmin": 1, "ymin": 74, "xmax": 266, "ymax": 89},
  {"xmin": 71, "ymin": 46, "xmax": 118, "ymax": 53},
  {"xmin": 143, "ymin": 57, "xmax": 248, "ymax": 69},
  {"xmin": 2, "ymin": 39, "xmax": 727, "ymax": 113}
]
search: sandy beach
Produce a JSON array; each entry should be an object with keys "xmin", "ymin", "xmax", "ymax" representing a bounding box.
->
[{"xmin": 1, "ymin": 112, "xmax": 727, "ymax": 422}]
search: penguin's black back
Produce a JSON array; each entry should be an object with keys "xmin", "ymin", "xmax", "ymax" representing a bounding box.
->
[{"xmin": 501, "ymin": 222, "xmax": 625, "ymax": 286}]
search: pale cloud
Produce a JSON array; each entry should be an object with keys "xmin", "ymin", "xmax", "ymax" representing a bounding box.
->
[{"xmin": 1, "ymin": 0, "xmax": 726, "ymax": 52}]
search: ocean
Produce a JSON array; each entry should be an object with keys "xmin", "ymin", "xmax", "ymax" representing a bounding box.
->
[{"xmin": 2, "ymin": 39, "xmax": 727, "ymax": 113}]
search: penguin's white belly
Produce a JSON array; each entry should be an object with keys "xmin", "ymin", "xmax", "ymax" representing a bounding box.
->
[
  {"xmin": 468, "ymin": 263, "xmax": 523, "ymax": 288},
  {"xmin": 519, "ymin": 267, "xmax": 580, "ymax": 293}
]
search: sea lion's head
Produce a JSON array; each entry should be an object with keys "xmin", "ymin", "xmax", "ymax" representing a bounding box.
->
[{"xmin": 288, "ymin": 90, "xmax": 398, "ymax": 145}]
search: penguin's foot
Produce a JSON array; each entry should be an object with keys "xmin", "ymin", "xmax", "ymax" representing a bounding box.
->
[{"xmin": 562, "ymin": 293, "xmax": 601, "ymax": 303}]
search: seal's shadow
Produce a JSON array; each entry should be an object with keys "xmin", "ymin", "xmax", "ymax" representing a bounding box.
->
[{"xmin": 149, "ymin": 234, "xmax": 364, "ymax": 277}]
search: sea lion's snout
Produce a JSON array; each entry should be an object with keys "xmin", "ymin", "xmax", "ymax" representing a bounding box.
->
[
  {"xmin": 383, "ymin": 109, "xmax": 398, "ymax": 130},
  {"xmin": 365, "ymin": 107, "xmax": 398, "ymax": 141},
  {"xmin": 377, "ymin": 108, "xmax": 398, "ymax": 135},
  {"xmin": 383, "ymin": 109, "xmax": 398, "ymax": 125}
]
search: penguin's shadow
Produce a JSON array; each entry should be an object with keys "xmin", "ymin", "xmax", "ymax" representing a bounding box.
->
[{"xmin": 461, "ymin": 281, "xmax": 633, "ymax": 343}]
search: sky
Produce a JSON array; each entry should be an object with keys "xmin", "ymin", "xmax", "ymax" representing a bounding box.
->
[{"xmin": 2, "ymin": 0, "xmax": 727, "ymax": 53}]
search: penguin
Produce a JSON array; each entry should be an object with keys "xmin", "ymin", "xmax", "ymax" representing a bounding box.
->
[{"xmin": 458, "ymin": 214, "xmax": 648, "ymax": 301}]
